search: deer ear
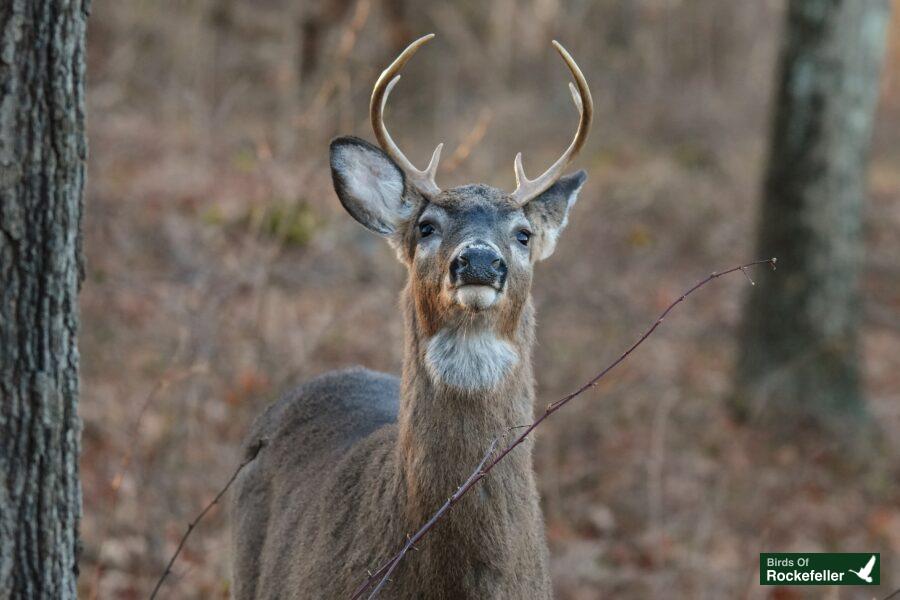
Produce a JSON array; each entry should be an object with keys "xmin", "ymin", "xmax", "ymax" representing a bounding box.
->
[
  {"xmin": 330, "ymin": 136, "xmax": 413, "ymax": 236},
  {"xmin": 524, "ymin": 170, "xmax": 586, "ymax": 260}
]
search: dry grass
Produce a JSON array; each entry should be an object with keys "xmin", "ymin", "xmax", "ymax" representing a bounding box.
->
[{"xmin": 78, "ymin": 1, "xmax": 900, "ymax": 598}]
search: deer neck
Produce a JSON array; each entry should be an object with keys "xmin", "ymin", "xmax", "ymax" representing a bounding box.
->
[{"xmin": 396, "ymin": 281, "xmax": 538, "ymax": 532}]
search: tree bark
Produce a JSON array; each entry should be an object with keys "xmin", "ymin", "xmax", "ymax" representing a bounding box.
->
[
  {"xmin": 0, "ymin": 1, "xmax": 89, "ymax": 597},
  {"xmin": 735, "ymin": 0, "xmax": 890, "ymax": 429}
]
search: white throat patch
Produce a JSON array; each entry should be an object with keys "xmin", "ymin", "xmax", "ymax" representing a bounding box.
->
[{"xmin": 425, "ymin": 328, "xmax": 518, "ymax": 391}]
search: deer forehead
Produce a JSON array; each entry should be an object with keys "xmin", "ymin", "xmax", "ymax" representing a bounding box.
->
[
  {"xmin": 418, "ymin": 187, "xmax": 530, "ymax": 237},
  {"xmin": 433, "ymin": 183, "xmax": 511, "ymax": 206}
]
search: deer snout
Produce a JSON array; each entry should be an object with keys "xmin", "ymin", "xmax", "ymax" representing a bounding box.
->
[{"xmin": 451, "ymin": 244, "xmax": 507, "ymax": 288}]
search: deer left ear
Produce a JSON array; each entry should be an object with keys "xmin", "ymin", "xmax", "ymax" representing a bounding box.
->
[
  {"xmin": 524, "ymin": 170, "xmax": 586, "ymax": 260},
  {"xmin": 330, "ymin": 136, "xmax": 412, "ymax": 236}
]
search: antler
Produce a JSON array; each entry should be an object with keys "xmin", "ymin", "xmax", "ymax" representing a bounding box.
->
[
  {"xmin": 510, "ymin": 41, "xmax": 593, "ymax": 206},
  {"xmin": 370, "ymin": 33, "xmax": 443, "ymax": 197}
]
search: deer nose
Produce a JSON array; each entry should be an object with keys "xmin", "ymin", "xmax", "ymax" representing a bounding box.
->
[{"xmin": 451, "ymin": 244, "xmax": 507, "ymax": 287}]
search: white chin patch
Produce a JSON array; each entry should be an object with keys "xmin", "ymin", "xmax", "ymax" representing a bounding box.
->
[
  {"xmin": 425, "ymin": 329, "xmax": 518, "ymax": 391},
  {"xmin": 453, "ymin": 285, "xmax": 499, "ymax": 310}
]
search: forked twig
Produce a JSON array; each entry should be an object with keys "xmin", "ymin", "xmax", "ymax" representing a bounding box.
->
[
  {"xmin": 350, "ymin": 257, "xmax": 777, "ymax": 599},
  {"xmin": 148, "ymin": 439, "xmax": 267, "ymax": 599}
]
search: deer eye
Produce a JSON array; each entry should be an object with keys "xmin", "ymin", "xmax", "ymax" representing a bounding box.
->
[
  {"xmin": 418, "ymin": 222, "xmax": 436, "ymax": 238},
  {"xmin": 516, "ymin": 229, "xmax": 531, "ymax": 246}
]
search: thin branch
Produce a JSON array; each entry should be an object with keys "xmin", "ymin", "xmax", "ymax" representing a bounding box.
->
[
  {"xmin": 358, "ymin": 434, "xmax": 504, "ymax": 600},
  {"xmin": 353, "ymin": 423, "xmax": 534, "ymax": 599},
  {"xmin": 296, "ymin": 0, "xmax": 371, "ymax": 126},
  {"xmin": 883, "ymin": 587, "xmax": 900, "ymax": 600},
  {"xmin": 350, "ymin": 257, "xmax": 777, "ymax": 599},
  {"xmin": 148, "ymin": 439, "xmax": 267, "ymax": 600},
  {"xmin": 88, "ymin": 355, "xmax": 206, "ymax": 599},
  {"xmin": 443, "ymin": 109, "xmax": 493, "ymax": 173}
]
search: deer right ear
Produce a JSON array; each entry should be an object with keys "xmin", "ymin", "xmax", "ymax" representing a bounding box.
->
[{"xmin": 330, "ymin": 136, "xmax": 412, "ymax": 236}]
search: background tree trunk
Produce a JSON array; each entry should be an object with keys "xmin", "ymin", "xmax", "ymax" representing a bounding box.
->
[
  {"xmin": 0, "ymin": 1, "xmax": 89, "ymax": 597},
  {"xmin": 735, "ymin": 0, "xmax": 891, "ymax": 429}
]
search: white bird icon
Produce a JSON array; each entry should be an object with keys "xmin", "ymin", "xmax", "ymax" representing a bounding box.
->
[{"xmin": 847, "ymin": 554, "xmax": 877, "ymax": 583}]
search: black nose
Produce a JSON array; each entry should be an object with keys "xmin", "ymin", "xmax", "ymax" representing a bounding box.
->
[{"xmin": 451, "ymin": 245, "xmax": 507, "ymax": 287}]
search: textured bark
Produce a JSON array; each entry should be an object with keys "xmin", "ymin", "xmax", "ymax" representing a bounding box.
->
[
  {"xmin": 736, "ymin": 0, "xmax": 890, "ymax": 427},
  {"xmin": 0, "ymin": 0, "xmax": 89, "ymax": 597}
]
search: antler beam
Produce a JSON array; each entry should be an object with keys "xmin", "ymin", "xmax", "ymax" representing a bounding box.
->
[
  {"xmin": 510, "ymin": 41, "xmax": 593, "ymax": 206},
  {"xmin": 370, "ymin": 34, "xmax": 443, "ymax": 198}
]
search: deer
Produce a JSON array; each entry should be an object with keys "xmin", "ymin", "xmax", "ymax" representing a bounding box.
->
[{"xmin": 230, "ymin": 33, "xmax": 593, "ymax": 599}]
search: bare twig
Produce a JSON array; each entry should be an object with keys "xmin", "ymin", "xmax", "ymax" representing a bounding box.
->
[
  {"xmin": 148, "ymin": 439, "xmax": 267, "ymax": 600},
  {"xmin": 883, "ymin": 587, "xmax": 900, "ymax": 600},
  {"xmin": 443, "ymin": 109, "xmax": 493, "ymax": 173},
  {"xmin": 88, "ymin": 354, "xmax": 206, "ymax": 599},
  {"xmin": 350, "ymin": 257, "xmax": 777, "ymax": 599},
  {"xmin": 297, "ymin": 0, "xmax": 371, "ymax": 126},
  {"xmin": 357, "ymin": 434, "xmax": 504, "ymax": 600}
]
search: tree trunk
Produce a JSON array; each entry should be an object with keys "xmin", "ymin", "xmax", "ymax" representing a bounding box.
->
[
  {"xmin": 735, "ymin": 0, "xmax": 890, "ymax": 430},
  {"xmin": 0, "ymin": 1, "xmax": 89, "ymax": 597}
]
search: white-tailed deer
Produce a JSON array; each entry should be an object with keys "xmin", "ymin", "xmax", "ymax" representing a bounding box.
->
[{"xmin": 231, "ymin": 34, "xmax": 592, "ymax": 599}]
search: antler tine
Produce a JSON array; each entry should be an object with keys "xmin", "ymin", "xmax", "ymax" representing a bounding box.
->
[
  {"xmin": 510, "ymin": 41, "xmax": 593, "ymax": 206},
  {"xmin": 370, "ymin": 34, "xmax": 443, "ymax": 197}
]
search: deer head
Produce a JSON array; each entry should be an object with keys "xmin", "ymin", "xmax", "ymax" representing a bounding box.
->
[{"xmin": 330, "ymin": 34, "xmax": 592, "ymax": 388}]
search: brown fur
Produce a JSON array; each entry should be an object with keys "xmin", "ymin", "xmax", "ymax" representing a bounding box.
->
[{"xmin": 230, "ymin": 138, "xmax": 584, "ymax": 599}]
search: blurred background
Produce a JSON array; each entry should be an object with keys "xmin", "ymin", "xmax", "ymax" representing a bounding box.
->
[{"xmin": 78, "ymin": 0, "xmax": 900, "ymax": 598}]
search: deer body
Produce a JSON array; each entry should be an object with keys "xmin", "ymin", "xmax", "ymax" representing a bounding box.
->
[
  {"xmin": 231, "ymin": 35, "xmax": 592, "ymax": 599},
  {"xmin": 231, "ymin": 297, "xmax": 548, "ymax": 599}
]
